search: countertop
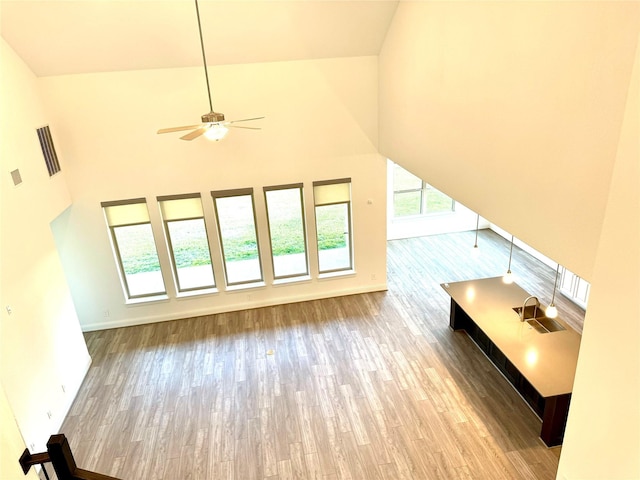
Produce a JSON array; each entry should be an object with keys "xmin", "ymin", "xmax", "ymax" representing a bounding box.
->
[{"xmin": 442, "ymin": 277, "xmax": 581, "ymax": 398}]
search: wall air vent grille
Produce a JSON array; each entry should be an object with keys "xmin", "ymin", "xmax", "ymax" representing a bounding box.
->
[{"xmin": 36, "ymin": 125, "xmax": 61, "ymax": 176}]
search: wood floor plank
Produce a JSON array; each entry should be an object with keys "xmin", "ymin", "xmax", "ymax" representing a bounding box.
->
[
  {"xmin": 259, "ymin": 407, "xmax": 279, "ymax": 477},
  {"xmin": 303, "ymin": 451, "xmax": 323, "ymax": 479},
  {"xmin": 308, "ymin": 406, "xmax": 337, "ymax": 477},
  {"xmin": 193, "ymin": 428, "xmax": 209, "ymax": 480},
  {"xmin": 59, "ymin": 231, "xmax": 582, "ymax": 479},
  {"xmin": 294, "ymin": 389, "xmax": 318, "ymax": 454},
  {"xmin": 289, "ymin": 442, "xmax": 306, "ymax": 480}
]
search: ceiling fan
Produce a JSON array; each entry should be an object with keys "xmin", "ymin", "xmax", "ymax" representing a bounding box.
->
[{"xmin": 157, "ymin": 0, "xmax": 264, "ymax": 141}]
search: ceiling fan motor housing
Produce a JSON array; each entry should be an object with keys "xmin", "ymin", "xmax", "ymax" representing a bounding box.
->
[{"xmin": 202, "ymin": 112, "xmax": 225, "ymax": 123}]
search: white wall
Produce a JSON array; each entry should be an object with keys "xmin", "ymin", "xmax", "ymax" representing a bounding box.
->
[
  {"xmin": 490, "ymin": 223, "xmax": 556, "ymax": 270},
  {"xmin": 379, "ymin": 4, "xmax": 640, "ymax": 478},
  {"xmin": 379, "ymin": 1, "xmax": 640, "ymax": 281},
  {"xmin": 557, "ymin": 29, "xmax": 640, "ymax": 480},
  {"xmin": 39, "ymin": 56, "xmax": 388, "ymax": 331},
  {"xmin": 0, "ymin": 39, "xmax": 91, "ymax": 454},
  {"xmin": 0, "ymin": 385, "xmax": 39, "ymax": 480}
]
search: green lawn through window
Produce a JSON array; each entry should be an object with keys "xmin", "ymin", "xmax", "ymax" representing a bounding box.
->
[{"xmin": 121, "ymin": 209, "xmax": 347, "ymax": 275}]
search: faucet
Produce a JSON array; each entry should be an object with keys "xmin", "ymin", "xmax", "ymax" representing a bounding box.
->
[{"xmin": 520, "ymin": 295, "xmax": 540, "ymax": 321}]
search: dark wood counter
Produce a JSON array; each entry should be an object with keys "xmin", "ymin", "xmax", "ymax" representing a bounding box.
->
[{"xmin": 442, "ymin": 277, "xmax": 582, "ymax": 446}]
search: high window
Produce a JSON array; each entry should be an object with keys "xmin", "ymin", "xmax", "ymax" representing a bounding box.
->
[
  {"xmin": 264, "ymin": 184, "xmax": 309, "ymax": 279},
  {"xmin": 211, "ymin": 188, "xmax": 263, "ymax": 286},
  {"xmin": 391, "ymin": 162, "xmax": 454, "ymax": 217},
  {"xmin": 101, "ymin": 198, "xmax": 166, "ymax": 299},
  {"xmin": 313, "ymin": 178, "xmax": 353, "ymax": 274},
  {"xmin": 559, "ymin": 267, "xmax": 590, "ymax": 309},
  {"xmin": 157, "ymin": 194, "xmax": 215, "ymax": 293}
]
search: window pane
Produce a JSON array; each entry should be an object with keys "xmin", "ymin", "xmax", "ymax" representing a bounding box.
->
[
  {"xmin": 393, "ymin": 191, "xmax": 422, "ymax": 217},
  {"xmin": 215, "ymin": 195, "xmax": 262, "ymax": 284},
  {"xmin": 265, "ymin": 188, "xmax": 308, "ymax": 278},
  {"xmin": 113, "ymin": 224, "xmax": 165, "ymax": 297},
  {"xmin": 393, "ymin": 163, "xmax": 422, "ymax": 191},
  {"xmin": 167, "ymin": 219, "xmax": 215, "ymax": 291},
  {"xmin": 559, "ymin": 269, "xmax": 574, "ymax": 292},
  {"xmin": 425, "ymin": 185, "xmax": 454, "ymax": 213},
  {"xmin": 316, "ymin": 203, "xmax": 351, "ymax": 272},
  {"xmin": 576, "ymin": 279, "xmax": 590, "ymax": 303}
]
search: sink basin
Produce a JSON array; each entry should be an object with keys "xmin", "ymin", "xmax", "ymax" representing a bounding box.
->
[
  {"xmin": 526, "ymin": 317, "xmax": 565, "ymax": 333},
  {"xmin": 512, "ymin": 306, "xmax": 566, "ymax": 333},
  {"xmin": 513, "ymin": 305, "xmax": 542, "ymax": 319}
]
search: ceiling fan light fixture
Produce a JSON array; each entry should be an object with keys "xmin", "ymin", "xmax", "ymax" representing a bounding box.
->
[
  {"xmin": 204, "ymin": 124, "xmax": 229, "ymax": 141},
  {"xmin": 156, "ymin": 0, "xmax": 264, "ymax": 141}
]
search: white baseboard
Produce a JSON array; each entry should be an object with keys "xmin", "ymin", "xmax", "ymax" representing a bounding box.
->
[
  {"xmin": 81, "ymin": 283, "xmax": 388, "ymax": 332},
  {"xmin": 53, "ymin": 354, "xmax": 92, "ymax": 434}
]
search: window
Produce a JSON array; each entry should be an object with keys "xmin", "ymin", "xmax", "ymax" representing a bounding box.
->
[
  {"xmin": 391, "ymin": 162, "xmax": 453, "ymax": 217},
  {"xmin": 101, "ymin": 199, "xmax": 166, "ymax": 299},
  {"xmin": 211, "ymin": 188, "xmax": 263, "ymax": 286},
  {"xmin": 313, "ymin": 178, "xmax": 353, "ymax": 274},
  {"xmin": 559, "ymin": 267, "xmax": 590, "ymax": 309},
  {"xmin": 264, "ymin": 184, "xmax": 309, "ymax": 279},
  {"xmin": 158, "ymin": 194, "xmax": 215, "ymax": 293}
]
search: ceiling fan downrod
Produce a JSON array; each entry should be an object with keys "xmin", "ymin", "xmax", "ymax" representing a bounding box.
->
[
  {"xmin": 195, "ymin": 0, "xmax": 214, "ymax": 114},
  {"xmin": 156, "ymin": 0, "xmax": 264, "ymax": 140}
]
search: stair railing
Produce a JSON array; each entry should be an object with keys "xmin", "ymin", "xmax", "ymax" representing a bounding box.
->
[{"xmin": 19, "ymin": 434, "xmax": 121, "ymax": 480}]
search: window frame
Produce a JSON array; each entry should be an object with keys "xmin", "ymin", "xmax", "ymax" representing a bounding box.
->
[
  {"xmin": 559, "ymin": 267, "xmax": 590, "ymax": 309},
  {"xmin": 157, "ymin": 193, "xmax": 216, "ymax": 294},
  {"xmin": 101, "ymin": 198, "xmax": 167, "ymax": 300},
  {"xmin": 263, "ymin": 183, "xmax": 310, "ymax": 280},
  {"xmin": 211, "ymin": 188, "xmax": 264, "ymax": 287},
  {"xmin": 313, "ymin": 178, "xmax": 354, "ymax": 274},
  {"xmin": 391, "ymin": 162, "xmax": 454, "ymax": 217}
]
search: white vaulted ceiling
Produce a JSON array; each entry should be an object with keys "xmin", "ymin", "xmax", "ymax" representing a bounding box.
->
[{"xmin": 1, "ymin": 0, "xmax": 399, "ymax": 77}]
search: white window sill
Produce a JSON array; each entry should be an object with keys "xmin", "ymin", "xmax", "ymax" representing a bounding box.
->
[
  {"xmin": 225, "ymin": 281, "xmax": 266, "ymax": 292},
  {"xmin": 176, "ymin": 287, "xmax": 218, "ymax": 299},
  {"xmin": 125, "ymin": 294, "xmax": 169, "ymax": 305},
  {"xmin": 273, "ymin": 275, "xmax": 312, "ymax": 286},
  {"xmin": 391, "ymin": 210, "xmax": 455, "ymax": 223},
  {"xmin": 318, "ymin": 269, "xmax": 356, "ymax": 280}
]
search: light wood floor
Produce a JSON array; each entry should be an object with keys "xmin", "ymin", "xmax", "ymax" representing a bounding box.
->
[{"xmin": 56, "ymin": 230, "xmax": 585, "ymax": 479}]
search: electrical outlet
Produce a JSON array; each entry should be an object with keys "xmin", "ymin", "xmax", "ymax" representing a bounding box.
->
[
  {"xmin": 46, "ymin": 410, "xmax": 52, "ymax": 420},
  {"xmin": 371, "ymin": 273, "xmax": 377, "ymax": 281},
  {"xmin": 30, "ymin": 443, "xmax": 35, "ymax": 451},
  {"xmin": 61, "ymin": 384, "xmax": 66, "ymax": 393},
  {"xmin": 5, "ymin": 305, "xmax": 12, "ymax": 315},
  {"xmin": 103, "ymin": 310, "xmax": 110, "ymax": 317}
]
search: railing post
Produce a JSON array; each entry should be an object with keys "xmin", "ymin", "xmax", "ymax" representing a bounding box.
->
[
  {"xmin": 20, "ymin": 433, "xmax": 121, "ymax": 480},
  {"xmin": 46, "ymin": 434, "xmax": 78, "ymax": 480},
  {"xmin": 18, "ymin": 448, "xmax": 52, "ymax": 479}
]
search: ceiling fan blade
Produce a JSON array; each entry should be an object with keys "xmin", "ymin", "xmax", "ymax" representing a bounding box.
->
[
  {"xmin": 180, "ymin": 126, "xmax": 208, "ymax": 141},
  {"xmin": 158, "ymin": 124, "xmax": 203, "ymax": 134},
  {"xmin": 228, "ymin": 125, "xmax": 262, "ymax": 130},
  {"xmin": 160, "ymin": 0, "xmax": 265, "ymax": 143},
  {"xmin": 226, "ymin": 116, "xmax": 266, "ymax": 125}
]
